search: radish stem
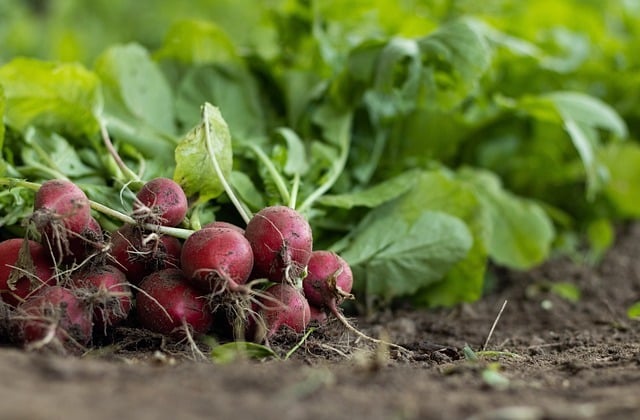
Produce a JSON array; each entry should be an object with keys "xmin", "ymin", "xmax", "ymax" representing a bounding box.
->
[
  {"xmin": 247, "ymin": 143, "xmax": 291, "ymax": 205},
  {"xmin": 202, "ymin": 105, "xmax": 252, "ymax": 224},
  {"xmin": 100, "ymin": 120, "xmax": 142, "ymax": 184}
]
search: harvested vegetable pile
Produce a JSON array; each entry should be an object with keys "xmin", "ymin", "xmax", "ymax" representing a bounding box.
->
[
  {"xmin": 2, "ymin": 1, "xmax": 640, "ymax": 359},
  {"xmin": 0, "ymin": 173, "xmax": 367, "ymax": 356}
]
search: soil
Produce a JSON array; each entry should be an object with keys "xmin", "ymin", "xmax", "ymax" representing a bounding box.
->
[{"xmin": 2, "ymin": 225, "xmax": 640, "ymax": 420}]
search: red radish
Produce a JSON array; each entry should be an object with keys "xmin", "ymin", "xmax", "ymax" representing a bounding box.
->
[
  {"xmin": 309, "ymin": 304, "xmax": 328, "ymax": 325},
  {"xmin": 11, "ymin": 286, "xmax": 93, "ymax": 353},
  {"xmin": 303, "ymin": 251, "xmax": 354, "ymax": 309},
  {"xmin": 109, "ymin": 224, "xmax": 182, "ymax": 284},
  {"xmin": 202, "ymin": 221, "xmax": 245, "ymax": 234},
  {"xmin": 136, "ymin": 268, "xmax": 212, "ymax": 336},
  {"xmin": 71, "ymin": 265, "xmax": 132, "ymax": 332},
  {"xmin": 244, "ymin": 206, "xmax": 313, "ymax": 283},
  {"xmin": 302, "ymin": 250, "xmax": 406, "ymax": 352},
  {"xmin": 0, "ymin": 238, "xmax": 56, "ymax": 307},
  {"xmin": 62, "ymin": 216, "xmax": 105, "ymax": 265},
  {"xmin": 257, "ymin": 283, "xmax": 310, "ymax": 339},
  {"xmin": 31, "ymin": 179, "xmax": 92, "ymax": 263},
  {"xmin": 181, "ymin": 227, "xmax": 254, "ymax": 295},
  {"xmin": 133, "ymin": 177, "xmax": 188, "ymax": 227}
]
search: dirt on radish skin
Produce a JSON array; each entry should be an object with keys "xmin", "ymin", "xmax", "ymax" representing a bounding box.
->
[
  {"xmin": 302, "ymin": 250, "xmax": 354, "ymax": 310},
  {"xmin": 11, "ymin": 286, "xmax": 93, "ymax": 354},
  {"xmin": 0, "ymin": 238, "xmax": 56, "ymax": 307},
  {"xmin": 133, "ymin": 177, "xmax": 188, "ymax": 227},
  {"xmin": 257, "ymin": 283, "xmax": 311, "ymax": 340},
  {"xmin": 31, "ymin": 180, "xmax": 92, "ymax": 263},
  {"xmin": 109, "ymin": 224, "xmax": 182, "ymax": 284},
  {"xmin": 136, "ymin": 268, "xmax": 212, "ymax": 337},
  {"xmin": 302, "ymin": 251, "xmax": 405, "ymax": 352},
  {"xmin": 70, "ymin": 265, "xmax": 132, "ymax": 332},
  {"xmin": 61, "ymin": 216, "xmax": 105, "ymax": 265},
  {"xmin": 309, "ymin": 304, "xmax": 328, "ymax": 324},
  {"xmin": 181, "ymin": 227, "xmax": 254, "ymax": 295},
  {"xmin": 244, "ymin": 206, "xmax": 313, "ymax": 283}
]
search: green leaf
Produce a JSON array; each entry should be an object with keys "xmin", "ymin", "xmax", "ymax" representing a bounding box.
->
[
  {"xmin": 586, "ymin": 218, "xmax": 614, "ymax": 262},
  {"xmin": 175, "ymin": 64, "xmax": 266, "ymax": 142},
  {"xmin": 516, "ymin": 91, "xmax": 628, "ymax": 198},
  {"xmin": 0, "ymin": 58, "xmax": 102, "ymax": 137},
  {"xmin": 174, "ymin": 103, "xmax": 233, "ymax": 202},
  {"xmin": 543, "ymin": 91, "xmax": 627, "ymax": 138},
  {"xmin": 318, "ymin": 170, "xmax": 418, "ymax": 209},
  {"xmin": 0, "ymin": 183, "xmax": 34, "ymax": 230},
  {"xmin": 155, "ymin": 19, "xmax": 239, "ymax": 65},
  {"xmin": 21, "ymin": 128, "xmax": 95, "ymax": 178},
  {"xmin": 343, "ymin": 210, "xmax": 473, "ymax": 300},
  {"xmin": 94, "ymin": 43, "xmax": 175, "ymax": 135},
  {"xmin": 210, "ymin": 341, "xmax": 277, "ymax": 364},
  {"xmin": 549, "ymin": 282, "xmax": 581, "ymax": 303},
  {"xmin": 459, "ymin": 168, "xmax": 555, "ymax": 270},
  {"xmin": 0, "ymin": 84, "xmax": 5, "ymax": 150},
  {"xmin": 418, "ymin": 18, "xmax": 492, "ymax": 108},
  {"xmin": 230, "ymin": 170, "xmax": 265, "ymax": 211},
  {"xmin": 382, "ymin": 170, "xmax": 489, "ymax": 308},
  {"xmin": 628, "ymin": 302, "xmax": 640, "ymax": 320},
  {"xmin": 599, "ymin": 142, "xmax": 640, "ymax": 218},
  {"xmin": 482, "ymin": 369, "xmax": 510, "ymax": 390},
  {"xmin": 275, "ymin": 127, "xmax": 309, "ymax": 176}
]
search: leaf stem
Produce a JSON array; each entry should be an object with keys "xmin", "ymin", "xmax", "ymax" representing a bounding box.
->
[
  {"xmin": 0, "ymin": 178, "xmax": 193, "ymax": 240},
  {"xmin": 100, "ymin": 120, "xmax": 142, "ymax": 184},
  {"xmin": 283, "ymin": 327, "xmax": 315, "ymax": 360},
  {"xmin": 289, "ymin": 174, "xmax": 300, "ymax": 209},
  {"xmin": 247, "ymin": 143, "xmax": 291, "ymax": 205},
  {"xmin": 202, "ymin": 105, "xmax": 252, "ymax": 225},
  {"xmin": 298, "ymin": 113, "xmax": 352, "ymax": 212},
  {"xmin": 89, "ymin": 200, "xmax": 194, "ymax": 239}
]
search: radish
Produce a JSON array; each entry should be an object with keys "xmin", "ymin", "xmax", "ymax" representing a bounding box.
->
[
  {"xmin": 244, "ymin": 206, "xmax": 313, "ymax": 284},
  {"xmin": 62, "ymin": 216, "xmax": 105, "ymax": 265},
  {"xmin": 31, "ymin": 179, "xmax": 92, "ymax": 263},
  {"xmin": 302, "ymin": 250, "xmax": 407, "ymax": 352},
  {"xmin": 302, "ymin": 251, "xmax": 354, "ymax": 309},
  {"xmin": 309, "ymin": 304, "xmax": 328, "ymax": 325},
  {"xmin": 11, "ymin": 285, "xmax": 93, "ymax": 353},
  {"xmin": 109, "ymin": 224, "xmax": 182, "ymax": 284},
  {"xmin": 256, "ymin": 283, "xmax": 311, "ymax": 339},
  {"xmin": 0, "ymin": 238, "xmax": 56, "ymax": 307},
  {"xmin": 181, "ymin": 227, "xmax": 254, "ymax": 295},
  {"xmin": 202, "ymin": 220, "xmax": 245, "ymax": 234},
  {"xmin": 70, "ymin": 265, "xmax": 132, "ymax": 332},
  {"xmin": 133, "ymin": 177, "xmax": 188, "ymax": 227},
  {"xmin": 136, "ymin": 268, "xmax": 212, "ymax": 337}
]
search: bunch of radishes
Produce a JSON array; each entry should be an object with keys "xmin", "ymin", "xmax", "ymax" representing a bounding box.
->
[{"xmin": 0, "ymin": 177, "xmax": 357, "ymax": 354}]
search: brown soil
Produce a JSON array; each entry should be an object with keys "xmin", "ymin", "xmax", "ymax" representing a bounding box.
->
[{"xmin": 2, "ymin": 224, "xmax": 640, "ymax": 420}]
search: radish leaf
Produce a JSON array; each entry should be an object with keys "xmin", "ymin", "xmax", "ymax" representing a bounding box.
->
[{"xmin": 174, "ymin": 103, "xmax": 233, "ymax": 203}]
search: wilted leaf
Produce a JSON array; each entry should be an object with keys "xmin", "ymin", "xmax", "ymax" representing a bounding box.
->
[{"xmin": 174, "ymin": 103, "xmax": 233, "ymax": 202}]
